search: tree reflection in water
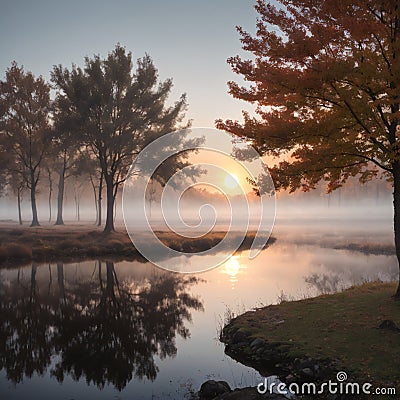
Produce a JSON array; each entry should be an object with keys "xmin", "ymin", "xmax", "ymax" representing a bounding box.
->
[{"xmin": 0, "ymin": 261, "xmax": 203, "ymax": 390}]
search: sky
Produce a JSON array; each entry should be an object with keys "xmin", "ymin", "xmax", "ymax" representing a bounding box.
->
[{"xmin": 0, "ymin": 0, "xmax": 261, "ymax": 127}]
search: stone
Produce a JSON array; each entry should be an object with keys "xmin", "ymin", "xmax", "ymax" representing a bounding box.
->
[
  {"xmin": 301, "ymin": 367, "xmax": 314, "ymax": 377},
  {"xmin": 378, "ymin": 319, "xmax": 400, "ymax": 332},
  {"xmin": 285, "ymin": 374, "xmax": 297, "ymax": 384},
  {"xmin": 250, "ymin": 338, "xmax": 265, "ymax": 349},
  {"xmin": 199, "ymin": 380, "xmax": 231, "ymax": 399},
  {"xmin": 298, "ymin": 358, "xmax": 314, "ymax": 369},
  {"xmin": 231, "ymin": 341, "xmax": 249, "ymax": 349},
  {"xmin": 231, "ymin": 330, "xmax": 251, "ymax": 344}
]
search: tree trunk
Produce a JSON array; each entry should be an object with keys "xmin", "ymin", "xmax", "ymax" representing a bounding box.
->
[
  {"xmin": 17, "ymin": 187, "xmax": 22, "ymax": 225},
  {"xmin": 103, "ymin": 175, "xmax": 115, "ymax": 234},
  {"xmin": 114, "ymin": 193, "xmax": 117, "ymax": 223},
  {"xmin": 77, "ymin": 196, "xmax": 80, "ymax": 221},
  {"xmin": 98, "ymin": 172, "xmax": 103, "ymax": 227},
  {"xmin": 393, "ymin": 161, "xmax": 400, "ymax": 299},
  {"xmin": 74, "ymin": 186, "xmax": 81, "ymax": 221},
  {"xmin": 48, "ymin": 169, "xmax": 53, "ymax": 222},
  {"xmin": 90, "ymin": 175, "xmax": 98, "ymax": 225},
  {"xmin": 30, "ymin": 172, "xmax": 40, "ymax": 227},
  {"xmin": 48, "ymin": 192, "xmax": 52, "ymax": 222},
  {"xmin": 55, "ymin": 163, "xmax": 66, "ymax": 225}
]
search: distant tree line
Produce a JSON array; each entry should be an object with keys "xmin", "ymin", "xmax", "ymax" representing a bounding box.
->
[{"xmin": 0, "ymin": 45, "xmax": 189, "ymax": 233}]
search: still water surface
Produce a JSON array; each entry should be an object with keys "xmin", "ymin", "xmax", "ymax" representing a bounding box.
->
[{"xmin": 0, "ymin": 219, "xmax": 397, "ymax": 399}]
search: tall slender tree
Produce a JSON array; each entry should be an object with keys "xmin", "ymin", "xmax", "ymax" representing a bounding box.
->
[
  {"xmin": 0, "ymin": 63, "xmax": 51, "ymax": 226},
  {"xmin": 74, "ymin": 149, "xmax": 103, "ymax": 226},
  {"xmin": 217, "ymin": 0, "xmax": 400, "ymax": 297},
  {"xmin": 44, "ymin": 165, "xmax": 54, "ymax": 222},
  {"xmin": 51, "ymin": 74, "xmax": 85, "ymax": 226},
  {"xmin": 52, "ymin": 141, "xmax": 79, "ymax": 226},
  {"xmin": 9, "ymin": 166, "xmax": 25, "ymax": 225},
  {"xmin": 52, "ymin": 45, "xmax": 188, "ymax": 233}
]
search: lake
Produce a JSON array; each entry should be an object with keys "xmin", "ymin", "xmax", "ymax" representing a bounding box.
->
[{"xmin": 0, "ymin": 217, "xmax": 397, "ymax": 399}]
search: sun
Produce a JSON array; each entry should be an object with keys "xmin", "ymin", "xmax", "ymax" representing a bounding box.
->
[{"xmin": 224, "ymin": 173, "xmax": 240, "ymax": 189}]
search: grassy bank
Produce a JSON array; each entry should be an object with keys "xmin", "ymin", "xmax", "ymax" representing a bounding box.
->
[
  {"xmin": 222, "ymin": 282, "xmax": 400, "ymax": 389},
  {"xmin": 0, "ymin": 225, "xmax": 137, "ymax": 265},
  {"xmin": 0, "ymin": 224, "xmax": 270, "ymax": 266}
]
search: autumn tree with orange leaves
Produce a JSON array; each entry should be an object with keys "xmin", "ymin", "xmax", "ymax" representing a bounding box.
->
[{"xmin": 217, "ymin": 0, "xmax": 400, "ymax": 297}]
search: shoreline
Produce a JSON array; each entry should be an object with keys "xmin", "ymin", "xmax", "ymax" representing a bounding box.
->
[
  {"xmin": 0, "ymin": 225, "xmax": 273, "ymax": 267},
  {"xmin": 218, "ymin": 282, "xmax": 400, "ymax": 399},
  {"xmin": 0, "ymin": 221, "xmax": 395, "ymax": 267}
]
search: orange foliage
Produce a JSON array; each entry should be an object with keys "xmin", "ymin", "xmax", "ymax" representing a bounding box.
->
[{"xmin": 217, "ymin": 0, "xmax": 400, "ymax": 193}]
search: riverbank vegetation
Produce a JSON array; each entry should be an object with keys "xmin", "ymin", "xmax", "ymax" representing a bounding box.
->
[
  {"xmin": 222, "ymin": 281, "xmax": 400, "ymax": 390},
  {"xmin": 0, "ymin": 225, "xmax": 271, "ymax": 266}
]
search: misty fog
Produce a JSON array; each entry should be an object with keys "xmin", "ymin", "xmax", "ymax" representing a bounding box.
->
[{"xmin": 0, "ymin": 173, "xmax": 394, "ymax": 252}]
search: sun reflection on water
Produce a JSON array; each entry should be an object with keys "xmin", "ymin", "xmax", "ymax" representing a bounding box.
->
[{"xmin": 222, "ymin": 256, "xmax": 246, "ymax": 289}]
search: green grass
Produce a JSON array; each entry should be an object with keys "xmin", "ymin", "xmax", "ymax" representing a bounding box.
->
[{"xmin": 228, "ymin": 281, "xmax": 400, "ymax": 386}]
